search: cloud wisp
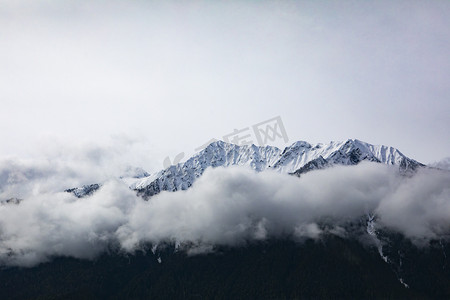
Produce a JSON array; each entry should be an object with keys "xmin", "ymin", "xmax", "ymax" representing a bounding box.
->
[{"xmin": 0, "ymin": 162, "xmax": 449, "ymax": 267}]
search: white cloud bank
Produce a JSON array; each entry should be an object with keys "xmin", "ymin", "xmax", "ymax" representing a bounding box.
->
[{"xmin": 0, "ymin": 162, "xmax": 449, "ymax": 267}]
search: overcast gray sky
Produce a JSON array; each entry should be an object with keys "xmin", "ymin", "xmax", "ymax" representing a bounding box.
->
[{"xmin": 0, "ymin": 0, "xmax": 449, "ymax": 171}]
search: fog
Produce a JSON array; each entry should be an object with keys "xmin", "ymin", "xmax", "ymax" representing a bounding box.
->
[
  {"xmin": 0, "ymin": 159, "xmax": 449, "ymax": 267},
  {"xmin": 1, "ymin": 0, "xmax": 449, "ymax": 164},
  {"xmin": 0, "ymin": 136, "xmax": 160, "ymax": 200},
  {"xmin": 1, "ymin": 0, "xmax": 449, "ymax": 269}
]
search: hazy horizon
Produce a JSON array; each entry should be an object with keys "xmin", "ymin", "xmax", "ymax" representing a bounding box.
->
[{"xmin": 1, "ymin": 0, "xmax": 449, "ymax": 169}]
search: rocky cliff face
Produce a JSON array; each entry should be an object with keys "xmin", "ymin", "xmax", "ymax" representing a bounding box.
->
[{"xmin": 131, "ymin": 139, "xmax": 423, "ymax": 199}]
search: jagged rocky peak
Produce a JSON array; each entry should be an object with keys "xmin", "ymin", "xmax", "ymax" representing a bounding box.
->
[
  {"xmin": 65, "ymin": 184, "xmax": 101, "ymax": 198},
  {"xmin": 290, "ymin": 156, "xmax": 330, "ymax": 177},
  {"xmin": 287, "ymin": 141, "xmax": 312, "ymax": 149},
  {"xmin": 64, "ymin": 139, "xmax": 424, "ymax": 199},
  {"xmin": 199, "ymin": 140, "xmax": 282, "ymax": 171},
  {"xmin": 132, "ymin": 139, "xmax": 424, "ymax": 199}
]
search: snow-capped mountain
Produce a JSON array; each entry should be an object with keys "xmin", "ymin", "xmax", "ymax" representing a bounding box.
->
[
  {"xmin": 132, "ymin": 139, "xmax": 424, "ymax": 199},
  {"xmin": 65, "ymin": 184, "xmax": 101, "ymax": 198}
]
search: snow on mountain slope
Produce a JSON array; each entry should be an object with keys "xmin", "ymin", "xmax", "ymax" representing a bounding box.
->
[
  {"xmin": 133, "ymin": 139, "xmax": 424, "ymax": 199},
  {"xmin": 65, "ymin": 184, "xmax": 101, "ymax": 198}
]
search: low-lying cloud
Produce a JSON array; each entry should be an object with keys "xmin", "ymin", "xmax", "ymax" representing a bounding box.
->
[
  {"xmin": 0, "ymin": 162, "xmax": 449, "ymax": 267},
  {"xmin": 0, "ymin": 135, "xmax": 159, "ymax": 200}
]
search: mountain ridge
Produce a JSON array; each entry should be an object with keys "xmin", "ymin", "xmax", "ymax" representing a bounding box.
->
[{"xmin": 131, "ymin": 139, "xmax": 424, "ymax": 199}]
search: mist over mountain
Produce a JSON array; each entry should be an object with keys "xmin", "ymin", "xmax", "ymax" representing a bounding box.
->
[
  {"xmin": 429, "ymin": 157, "xmax": 450, "ymax": 171},
  {"xmin": 129, "ymin": 139, "xmax": 423, "ymax": 199},
  {"xmin": 0, "ymin": 139, "xmax": 449, "ymax": 298},
  {"xmin": 2, "ymin": 0, "xmax": 448, "ymax": 297},
  {"xmin": 0, "ymin": 139, "xmax": 448, "ymax": 264}
]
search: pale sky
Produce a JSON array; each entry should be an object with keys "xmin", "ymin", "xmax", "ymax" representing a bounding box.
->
[{"xmin": 0, "ymin": 0, "xmax": 449, "ymax": 171}]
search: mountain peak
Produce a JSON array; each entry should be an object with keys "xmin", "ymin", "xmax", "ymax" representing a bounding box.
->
[
  {"xmin": 132, "ymin": 139, "xmax": 424, "ymax": 199},
  {"xmin": 205, "ymin": 140, "xmax": 227, "ymax": 149},
  {"xmin": 288, "ymin": 141, "xmax": 312, "ymax": 149}
]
